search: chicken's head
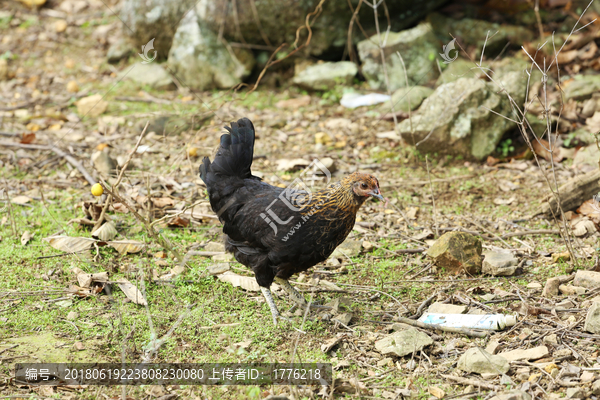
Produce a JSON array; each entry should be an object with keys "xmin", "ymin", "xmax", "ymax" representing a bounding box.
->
[{"xmin": 346, "ymin": 172, "xmax": 385, "ymax": 201}]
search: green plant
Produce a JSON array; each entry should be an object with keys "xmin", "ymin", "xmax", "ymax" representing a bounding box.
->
[{"xmin": 497, "ymin": 138, "xmax": 515, "ymax": 157}]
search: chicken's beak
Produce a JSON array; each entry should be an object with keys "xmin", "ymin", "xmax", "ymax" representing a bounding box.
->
[{"xmin": 368, "ymin": 188, "xmax": 385, "ymax": 201}]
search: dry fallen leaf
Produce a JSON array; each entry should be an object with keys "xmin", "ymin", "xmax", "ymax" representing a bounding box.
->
[
  {"xmin": 20, "ymin": 132, "xmax": 36, "ymax": 144},
  {"xmin": 216, "ymin": 271, "xmax": 260, "ymax": 292},
  {"xmin": 43, "ymin": 235, "xmax": 96, "ymax": 253},
  {"xmin": 115, "ymin": 279, "xmax": 148, "ymax": 305},
  {"xmin": 532, "ymin": 138, "xmax": 563, "ymax": 162},
  {"xmin": 91, "ymin": 221, "xmax": 117, "ymax": 241},
  {"xmin": 21, "ymin": 231, "xmax": 32, "ymax": 246},
  {"xmin": 275, "ymin": 95, "xmax": 311, "ymax": 109},
  {"xmin": 11, "ymin": 195, "xmax": 32, "ymax": 205},
  {"xmin": 107, "ymin": 240, "xmax": 145, "ymax": 255},
  {"xmin": 152, "ymin": 197, "xmax": 175, "ymax": 208},
  {"xmin": 577, "ymin": 199, "xmax": 600, "ymax": 225},
  {"xmin": 167, "ymin": 216, "xmax": 190, "ymax": 227}
]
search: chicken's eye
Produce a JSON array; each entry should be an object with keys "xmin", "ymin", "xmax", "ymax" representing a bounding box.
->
[{"xmin": 361, "ymin": 183, "xmax": 368, "ymax": 189}]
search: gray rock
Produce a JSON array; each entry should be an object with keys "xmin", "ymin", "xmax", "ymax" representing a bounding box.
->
[
  {"xmin": 333, "ymin": 312, "xmax": 353, "ymax": 326},
  {"xmin": 426, "ymin": 231, "xmax": 483, "ymax": 275},
  {"xmin": 358, "ymin": 23, "xmax": 439, "ymax": 91},
  {"xmin": 574, "ymin": 145, "xmax": 600, "ymax": 167},
  {"xmin": 574, "ymin": 270, "xmax": 600, "ymax": 289},
  {"xmin": 208, "ymin": 263, "xmax": 230, "ymax": 275},
  {"xmin": 199, "ymin": 0, "xmax": 447, "ymax": 57},
  {"xmin": 429, "ymin": 13, "xmax": 533, "ymax": 58},
  {"xmin": 592, "ymin": 379, "xmax": 600, "ymax": 395},
  {"xmin": 482, "ymin": 251, "xmax": 519, "ymax": 276},
  {"xmin": 485, "ymin": 340, "xmax": 501, "ymax": 354},
  {"xmin": 585, "ymin": 302, "xmax": 600, "ymax": 334},
  {"xmin": 437, "ymin": 59, "xmax": 479, "ymax": 86},
  {"xmin": 489, "ymin": 390, "xmax": 532, "ymax": 400},
  {"xmin": 565, "ymin": 75, "xmax": 600, "ymax": 100},
  {"xmin": 527, "ymin": 282, "xmax": 542, "ymax": 290},
  {"xmin": 554, "ymin": 348, "xmax": 572, "ymax": 357},
  {"xmin": 120, "ymin": 63, "xmax": 174, "ymax": 90},
  {"xmin": 566, "ymin": 387, "xmax": 584, "ymax": 399},
  {"xmin": 378, "ymin": 86, "xmax": 433, "ymax": 115},
  {"xmin": 397, "ymin": 76, "xmax": 525, "ymax": 160},
  {"xmin": 581, "ymin": 98, "xmax": 599, "ymax": 118},
  {"xmin": 374, "ymin": 328, "xmax": 433, "ymax": 357},
  {"xmin": 292, "ymin": 62, "xmax": 357, "ymax": 91},
  {"xmin": 543, "ymin": 334, "xmax": 558, "ymax": 345},
  {"xmin": 107, "ymin": 37, "xmax": 132, "ymax": 64},
  {"xmin": 167, "ymin": 9, "xmax": 253, "ymax": 90},
  {"xmin": 457, "ymin": 347, "xmax": 509, "ymax": 375},
  {"xmin": 542, "ymin": 277, "xmax": 560, "ymax": 297},
  {"xmin": 427, "ymin": 302, "xmax": 466, "ymax": 314},
  {"xmin": 120, "ymin": 0, "xmax": 197, "ymax": 57},
  {"xmin": 498, "ymin": 345, "xmax": 549, "ymax": 362}
]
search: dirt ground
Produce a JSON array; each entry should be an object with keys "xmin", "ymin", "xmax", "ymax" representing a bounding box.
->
[{"xmin": 2, "ymin": 1, "xmax": 600, "ymax": 399}]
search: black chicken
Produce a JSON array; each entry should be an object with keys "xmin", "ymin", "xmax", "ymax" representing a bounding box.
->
[{"xmin": 200, "ymin": 118, "xmax": 384, "ymax": 324}]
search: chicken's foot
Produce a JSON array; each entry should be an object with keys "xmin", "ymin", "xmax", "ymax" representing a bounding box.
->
[{"xmin": 275, "ymin": 277, "xmax": 307, "ymax": 307}]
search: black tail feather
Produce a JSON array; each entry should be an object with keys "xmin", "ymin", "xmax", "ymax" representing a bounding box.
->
[{"xmin": 199, "ymin": 118, "xmax": 255, "ymax": 185}]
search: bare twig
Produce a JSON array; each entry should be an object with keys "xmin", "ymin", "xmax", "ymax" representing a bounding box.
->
[{"xmin": 395, "ymin": 316, "xmax": 489, "ymax": 338}]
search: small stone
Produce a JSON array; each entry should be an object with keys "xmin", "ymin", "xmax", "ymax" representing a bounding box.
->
[
  {"xmin": 574, "ymin": 270, "xmax": 600, "ymax": 289},
  {"xmin": 426, "ymin": 232, "xmax": 483, "ymax": 275},
  {"xmin": 592, "ymin": 379, "xmax": 600, "ymax": 395},
  {"xmin": 554, "ymin": 348, "xmax": 572, "ymax": 357},
  {"xmin": 498, "ymin": 346, "xmax": 549, "ymax": 362},
  {"xmin": 543, "ymin": 334, "xmax": 558, "ymax": 345},
  {"xmin": 107, "ymin": 37, "xmax": 132, "ymax": 63},
  {"xmin": 585, "ymin": 302, "xmax": 600, "ymax": 334},
  {"xmin": 566, "ymin": 387, "xmax": 584, "ymax": 399},
  {"xmin": 482, "ymin": 251, "xmax": 519, "ymax": 276},
  {"xmin": 91, "ymin": 149, "xmax": 117, "ymax": 176},
  {"xmin": 73, "ymin": 341, "xmax": 85, "ymax": 351},
  {"xmin": 515, "ymin": 367, "xmax": 530, "ymax": 382},
  {"xmin": 429, "ymin": 386, "xmax": 445, "ymax": 399},
  {"xmin": 319, "ymin": 157, "xmax": 337, "ymax": 173},
  {"xmin": 377, "ymin": 357, "xmax": 393, "ymax": 367},
  {"xmin": 489, "ymin": 390, "xmax": 531, "ymax": 400},
  {"xmin": 119, "ymin": 62, "xmax": 175, "ymax": 90},
  {"xmin": 559, "ymin": 285, "xmax": 587, "ymax": 295},
  {"xmin": 542, "ymin": 277, "xmax": 560, "ymax": 297},
  {"xmin": 362, "ymin": 241, "xmax": 374, "ymax": 252},
  {"xmin": 76, "ymin": 94, "xmax": 108, "ymax": 118},
  {"xmin": 527, "ymin": 282, "xmax": 542, "ymax": 290},
  {"xmin": 485, "ymin": 340, "xmax": 501, "ymax": 354},
  {"xmin": 334, "ymin": 312, "xmax": 353, "ymax": 326},
  {"xmin": 332, "ymin": 240, "xmax": 362, "ymax": 258},
  {"xmin": 315, "ymin": 132, "xmax": 332, "ymax": 145},
  {"xmin": 66, "ymin": 80, "xmax": 79, "ymax": 93},
  {"xmin": 427, "ymin": 302, "xmax": 467, "ymax": 314},
  {"xmin": 66, "ymin": 311, "xmax": 79, "ymax": 321},
  {"xmin": 457, "ymin": 347, "xmax": 509, "ymax": 375},
  {"xmin": 205, "ymin": 242, "xmax": 225, "ymax": 252},
  {"xmin": 374, "ymin": 328, "xmax": 433, "ymax": 357},
  {"xmin": 581, "ymin": 371, "xmax": 595, "ymax": 382},
  {"xmin": 55, "ymin": 20, "xmax": 68, "ymax": 33}
]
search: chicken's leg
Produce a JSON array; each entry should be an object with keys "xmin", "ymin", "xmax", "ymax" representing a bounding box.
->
[{"xmin": 260, "ymin": 286, "xmax": 280, "ymax": 325}]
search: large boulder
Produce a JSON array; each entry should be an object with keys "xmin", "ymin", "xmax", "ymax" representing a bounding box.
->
[
  {"xmin": 428, "ymin": 13, "xmax": 533, "ymax": 58},
  {"xmin": 167, "ymin": 9, "xmax": 254, "ymax": 90},
  {"xmin": 397, "ymin": 74, "xmax": 526, "ymax": 160},
  {"xmin": 358, "ymin": 23, "xmax": 439, "ymax": 91},
  {"xmin": 197, "ymin": 0, "xmax": 447, "ymax": 57},
  {"xmin": 119, "ymin": 0, "xmax": 197, "ymax": 58}
]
